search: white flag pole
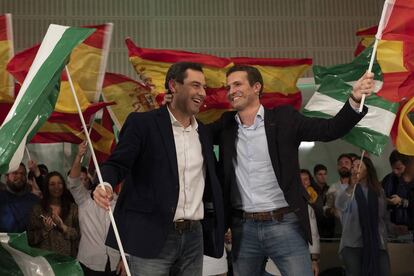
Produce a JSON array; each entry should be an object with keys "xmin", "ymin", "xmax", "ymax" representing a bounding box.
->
[
  {"xmin": 24, "ymin": 146, "xmax": 32, "ymax": 161},
  {"xmin": 65, "ymin": 66, "xmax": 131, "ymax": 276},
  {"xmin": 359, "ymin": 0, "xmax": 395, "ymax": 112}
]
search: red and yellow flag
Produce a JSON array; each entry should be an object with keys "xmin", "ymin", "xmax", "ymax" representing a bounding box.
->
[
  {"xmin": 0, "ymin": 13, "xmax": 14, "ymax": 103},
  {"xmin": 6, "ymin": 23, "xmax": 114, "ymax": 156},
  {"xmin": 395, "ymin": 96, "xmax": 414, "ymax": 155},
  {"xmin": 102, "ymin": 72, "xmax": 156, "ymax": 130},
  {"xmin": 126, "ymin": 38, "xmax": 311, "ymax": 124}
]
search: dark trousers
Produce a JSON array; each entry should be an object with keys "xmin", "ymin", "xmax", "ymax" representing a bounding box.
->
[
  {"xmin": 341, "ymin": 247, "xmax": 390, "ymax": 276},
  {"xmin": 80, "ymin": 258, "xmax": 117, "ymax": 276}
]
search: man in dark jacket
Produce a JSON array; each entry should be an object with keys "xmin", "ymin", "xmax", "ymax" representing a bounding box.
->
[
  {"xmin": 94, "ymin": 62, "xmax": 224, "ymax": 276},
  {"xmin": 208, "ymin": 65, "xmax": 373, "ymax": 276}
]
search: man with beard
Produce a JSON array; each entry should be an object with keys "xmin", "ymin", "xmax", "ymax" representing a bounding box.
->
[
  {"xmin": 324, "ymin": 153, "xmax": 353, "ymax": 237},
  {"xmin": 0, "ymin": 163, "xmax": 39, "ymax": 232}
]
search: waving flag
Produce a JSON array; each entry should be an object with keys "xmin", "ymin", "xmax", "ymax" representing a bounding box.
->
[
  {"xmin": 0, "ymin": 233, "xmax": 82, "ymax": 276},
  {"xmin": 102, "ymin": 72, "xmax": 155, "ymax": 130},
  {"xmin": 126, "ymin": 38, "xmax": 311, "ymax": 123},
  {"xmin": 0, "ymin": 24, "xmax": 94, "ymax": 173},
  {"xmin": 395, "ymin": 96, "xmax": 414, "ymax": 155},
  {"xmin": 0, "ymin": 13, "xmax": 13, "ymax": 102},
  {"xmin": 303, "ymin": 46, "xmax": 399, "ymax": 155}
]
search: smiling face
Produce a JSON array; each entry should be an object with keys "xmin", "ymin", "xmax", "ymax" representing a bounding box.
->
[
  {"xmin": 170, "ymin": 68, "xmax": 206, "ymax": 116},
  {"xmin": 226, "ymin": 71, "xmax": 261, "ymax": 111},
  {"xmin": 48, "ymin": 175, "xmax": 64, "ymax": 199},
  {"xmin": 6, "ymin": 165, "xmax": 27, "ymax": 193}
]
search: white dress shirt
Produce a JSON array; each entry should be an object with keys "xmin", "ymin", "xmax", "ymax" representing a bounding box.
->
[{"xmin": 167, "ymin": 107, "xmax": 205, "ymax": 221}]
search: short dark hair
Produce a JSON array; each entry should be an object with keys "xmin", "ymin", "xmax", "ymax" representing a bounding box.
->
[
  {"xmin": 164, "ymin": 62, "xmax": 203, "ymax": 94},
  {"xmin": 389, "ymin": 150, "xmax": 409, "ymax": 166},
  {"xmin": 337, "ymin": 153, "xmax": 352, "ymax": 163},
  {"xmin": 226, "ymin": 65, "xmax": 264, "ymax": 96},
  {"xmin": 313, "ymin": 164, "xmax": 327, "ymax": 175}
]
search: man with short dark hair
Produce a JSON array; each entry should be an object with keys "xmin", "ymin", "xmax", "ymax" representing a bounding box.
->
[
  {"xmin": 94, "ymin": 62, "xmax": 224, "ymax": 276},
  {"xmin": 209, "ymin": 65, "xmax": 373, "ymax": 275},
  {"xmin": 383, "ymin": 152, "xmax": 414, "ymax": 229},
  {"xmin": 325, "ymin": 153, "xmax": 353, "ymax": 237},
  {"xmin": 0, "ymin": 163, "xmax": 39, "ymax": 232}
]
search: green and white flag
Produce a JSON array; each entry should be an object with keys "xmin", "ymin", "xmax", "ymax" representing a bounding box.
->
[
  {"xmin": 0, "ymin": 232, "xmax": 83, "ymax": 275},
  {"xmin": 303, "ymin": 47, "xmax": 399, "ymax": 155},
  {"xmin": 0, "ymin": 24, "xmax": 94, "ymax": 173}
]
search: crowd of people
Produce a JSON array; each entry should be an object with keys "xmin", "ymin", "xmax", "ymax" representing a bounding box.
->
[{"xmin": 0, "ymin": 62, "xmax": 411, "ymax": 276}]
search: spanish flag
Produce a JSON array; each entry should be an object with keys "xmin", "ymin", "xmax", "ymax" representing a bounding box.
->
[
  {"xmin": 0, "ymin": 13, "xmax": 14, "ymax": 103},
  {"xmin": 102, "ymin": 72, "xmax": 156, "ymax": 130},
  {"xmin": 6, "ymin": 24, "xmax": 114, "ymax": 156},
  {"xmin": 126, "ymin": 38, "xmax": 311, "ymax": 124}
]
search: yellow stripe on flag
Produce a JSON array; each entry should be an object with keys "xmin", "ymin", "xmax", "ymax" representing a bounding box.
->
[
  {"xmin": 256, "ymin": 64, "xmax": 310, "ymax": 94},
  {"xmin": 67, "ymin": 43, "xmax": 104, "ymax": 102},
  {"xmin": 55, "ymin": 81, "xmax": 90, "ymax": 113},
  {"xmin": 377, "ymin": 40, "xmax": 406, "ymax": 73},
  {"xmin": 130, "ymin": 56, "xmax": 232, "ymax": 94},
  {"xmin": 102, "ymin": 80, "xmax": 158, "ymax": 130},
  {"xmin": 396, "ymin": 97, "xmax": 414, "ymax": 155}
]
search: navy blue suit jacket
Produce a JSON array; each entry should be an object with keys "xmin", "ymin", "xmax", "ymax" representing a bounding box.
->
[
  {"xmin": 101, "ymin": 106, "xmax": 224, "ymax": 258},
  {"xmin": 208, "ymin": 101, "xmax": 367, "ymax": 244}
]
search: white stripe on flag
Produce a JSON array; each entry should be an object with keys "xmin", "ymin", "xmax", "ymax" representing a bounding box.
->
[
  {"xmin": 7, "ymin": 116, "xmax": 39, "ymax": 172},
  {"xmin": 3, "ymin": 24, "xmax": 70, "ymax": 125},
  {"xmin": 0, "ymin": 234, "xmax": 55, "ymax": 276},
  {"xmin": 305, "ymin": 92, "xmax": 396, "ymax": 136}
]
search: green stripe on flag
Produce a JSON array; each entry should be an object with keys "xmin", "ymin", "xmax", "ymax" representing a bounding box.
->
[
  {"xmin": 0, "ymin": 25, "xmax": 95, "ymax": 173},
  {"xmin": 0, "ymin": 242, "xmax": 24, "ymax": 275},
  {"xmin": 0, "ymin": 232, "xmax": 83, "ymax": 275},
  {"xmin": 302, "ymin": 109, "xmax": 391, "ymax": 155},
  {"xmin": 313, "ymin": 45, "xmax": 383, "ymax": 85}
]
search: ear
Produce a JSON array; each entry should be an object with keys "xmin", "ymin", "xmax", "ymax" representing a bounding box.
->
[
  {"xmin": 253, "ymin": 82, "xmax": 262, "ymax": 95},
  {"xmin": 168, "ymin": 79, "xmax": 176, "ymax": 94}
]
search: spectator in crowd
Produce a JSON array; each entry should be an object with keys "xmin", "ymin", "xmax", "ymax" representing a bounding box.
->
[
  {"xmin": 382, "ymin": 151, "xmax": 413, "ymax": 230},
  {"xmin": 27, "ymin": 171, "xmax": 43, "ymax": 198},
  {"xmin": 386, "ymin": 155, "xmax": 414, "ymax": 230},
  {"xmin": 325, "ymin": 153, "xmax": 353, "ymax": 237},
  {"xmin": 80, "ymin": 166, "xmax": 93, "ymax": 190},
  {"xmin": 68, "ymin": 142, "xmax": 125, "ymax": 276},
  {"xmin": 27, "ymin": 171, "xmax": 80, "ymax": 257},
  {"xmin": 312, "ymin": 164, "xmax": 334, "ymax": 238},
  {"xmin": 28, "ymin": 160, "xmax": 49, "ymax": 194},
  {"xmin": 336, "ymin": 156, "xmax": 390, "ymax": 276},
  {"xmin": 0, "ymin": 163, "xmax": 39, "ymax": 233},
  {"xmin": 313, "ymin": 164, "xmax": 329, "ymax": 199},
  {"xmin": 300, "ymin": 169, "xmax": 318, "ymax": 204}
]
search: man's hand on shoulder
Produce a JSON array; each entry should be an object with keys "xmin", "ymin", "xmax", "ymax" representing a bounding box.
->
[{"xmin": 93, "ymin": 182, "xmax": 114, "ymax": 210}]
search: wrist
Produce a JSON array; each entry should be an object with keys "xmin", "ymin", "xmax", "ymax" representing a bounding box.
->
[{"xmin": 350, "ymin": 93, "xmax": 362, "ymax": 104}]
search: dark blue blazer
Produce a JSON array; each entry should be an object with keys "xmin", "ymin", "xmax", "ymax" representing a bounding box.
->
[
  {"xmin": 208, "ymin": 101, "xmax": 367, "ymax": 244},
  {"xmin": 101, "ymin": 106, "xmax": 224, "ymax": 258}
]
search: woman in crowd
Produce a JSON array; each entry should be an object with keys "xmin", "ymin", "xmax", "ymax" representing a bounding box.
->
[
  {"xmin": 27, "ymin": 171, "xmax": 80, "ymax": 257},
  {"xmin": 336, "ymin": 157, "xmax": 390, "ymax": 276}
]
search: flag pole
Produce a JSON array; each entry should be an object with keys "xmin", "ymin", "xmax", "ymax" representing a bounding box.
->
[
  {"xmin": 359, "ymin": 0, "xmax": 394, "ymax": 112},
  {"xmin": 65, "ymin": 66, "xmax": 131, "ymax": 276},
  {"xmin": 24, "ymin": 146, "xmax": 31, "ymax": 161}
]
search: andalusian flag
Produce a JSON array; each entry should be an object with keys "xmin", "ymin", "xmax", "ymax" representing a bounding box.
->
[
  {"xmin": 126, "ymin": 38, "xmax": 311, "ymax": 123},
  {"xmin": 102, "ymin": 72, "xmax": 156, "ymax": 130},
  {"xmin": 0, "ymin": 13, "xmax": 13, "ymax": 102},
  {"xmin": 5, "ymin": 24, "xmax": 114, "ymax": 157},
  {"xmin": 303, "ymin": 46, "xmax": 399, "ymax": 155},
  {"xmin": 0, "ymin": 233, "xmax": 82, "ymax": 275},
  {"xmin": 0, "ymin": 24, "xmax": 94, "ymax": 173}
]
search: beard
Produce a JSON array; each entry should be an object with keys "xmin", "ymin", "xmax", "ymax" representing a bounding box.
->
[
  {"xmin": 7, "ymin": 180, "xmax": 27, "ymax": 193},
  {"xmin": 338, "ymin": 168, "xmax": 351, "ymax": 178}
]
